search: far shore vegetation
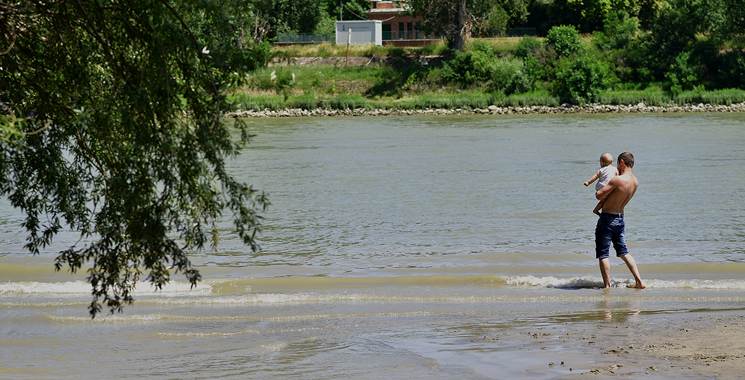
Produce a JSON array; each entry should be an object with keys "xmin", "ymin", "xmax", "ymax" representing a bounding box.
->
[
  {"xmin": 231, "ymin": 36, "xmax": 745, "ymax": 111},
  {"xmin": 223, "ymin": 0, "xmax": 745, "ymax": 111}
]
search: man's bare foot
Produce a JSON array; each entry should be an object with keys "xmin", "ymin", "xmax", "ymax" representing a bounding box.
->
[{"xmin": 627, "ymin": 282, "xmax": 646, "ymax": 289}]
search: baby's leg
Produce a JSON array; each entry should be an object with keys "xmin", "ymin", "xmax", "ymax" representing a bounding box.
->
[{"xmin": 593, "ymin": 198, "xmax": 606, "ymax": 215}]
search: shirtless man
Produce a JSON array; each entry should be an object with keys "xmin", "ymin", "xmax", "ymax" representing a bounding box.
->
[{"xmin": 594, "ymin": 152, "xmax": 644, "ymax": 289}]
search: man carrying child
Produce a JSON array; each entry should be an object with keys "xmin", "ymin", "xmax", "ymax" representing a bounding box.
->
[{"xmin": 593, "ymin": 152, "xmax": 645, "ymax": 289}]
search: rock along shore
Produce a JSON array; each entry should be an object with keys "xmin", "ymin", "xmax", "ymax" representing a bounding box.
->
[{"xmin": 226, "ymin": 102, "xmax": 745, "ymax": 118}]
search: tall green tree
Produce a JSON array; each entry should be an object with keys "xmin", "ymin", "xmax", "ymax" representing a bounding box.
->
[
  {"xmin": 315, "ymin": 0, "xmax": 369, "ymax": 36},
  {"xmin": 636, "ymin": 0, "xmax": 708, "ymax": 79},
  {"xmin": 252, "ymin": 0, "xmax": 323, "ymax": 38},
  {"xmin": 0, "ymin": 0, "xmax": 268, "ymax": 317},
  {"xmin": 410, "ymin": 0, "xmax": 529, "ymax": 50},
  {"xmin": 527, "ymin": 0, "xmax": 660, "ymax": 33},
  {"xmin": 720, "ymin": 0, "xmax": 745, "ymax": 37},
  {"xmin": 699, "ymin": 0, "xmax": 745, "ymax": 41},
  {"xmin": 322, "ymin": 0, "xmax": 369, "ymax": 22},
  {"xmin": 546, "ymin": 0, "xmax": 642, "ymax": 32},
  {"xmin": 185, "ymin": 0, "xmax": 272, "ymax": 77}
]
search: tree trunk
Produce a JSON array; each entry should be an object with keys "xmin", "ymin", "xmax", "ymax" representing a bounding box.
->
[{"xmin": 453, "ymin": 0, "xmax": 467, "ymax": 50}]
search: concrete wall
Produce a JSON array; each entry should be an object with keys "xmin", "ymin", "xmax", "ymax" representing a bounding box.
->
[{"xmin": 335, "ymin": 21, "xmax": 382, "ymax": 46}]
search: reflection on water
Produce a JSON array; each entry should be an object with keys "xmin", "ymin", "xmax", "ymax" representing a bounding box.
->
[{"xmin": 599, "ymin": 298, "xmax": 642, "ymax": 322}]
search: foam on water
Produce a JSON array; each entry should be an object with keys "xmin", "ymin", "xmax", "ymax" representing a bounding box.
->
[
  {"xmin": 150, "ymin": 293, "xmax": 507, "ymax": 305},
  {"xmin": 643, "ymin": 278, "xmax": 745, "ymax": 290},
  {"xmin": 505, "ymin": 275, "xmax": 745, "ymax": 290},
  {"xmin": 261, "ymin": 341, "xmax": 288, "ymax": 352},
  {"xmin": 4, "ymin": 275, "xmax": 745, "ymax": 300},
  {"xmin": 49, "ymin": 313, "xmax": 261, "ymax": 324},
  {"xmin": 0, "ymin": 280, "xmax": 92, "ymax": 295},
  {"xmin": 0, "ymin": 279, "xmax": 215, "ymax": 297},
  {"xmin": 506, "ymin": 275, "xmax": 610, "ymax": 288}
]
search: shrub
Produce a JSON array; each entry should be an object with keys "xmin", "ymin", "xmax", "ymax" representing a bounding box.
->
[
  {"xmin": 664, "ymin": 52, "xmax": 700, "ymax": 95},
  {"xmin": 640, "ymin": 4, "xmax": 698, "ymax": 79},
  {"xmin": 313, "ymin": 14, "xmax": 336, "ymax": 36},
  {"xmin": 553, "ymin": 56, "xmax": 609, "ymax": 104},
  {"xmin": 514, "ymin": 36, "xmax": 543, "ymax": 58},
  {"xmin": 546, "ymin": 25, "xmax": 582, "ymax": 57},
  {"xmin": 440, "ymin": 50, "xmax": 530, "ymax": 95},
  {"xmin": 526, "ymin": 44, "xmax": 559, "ymax": 80},
  {"xmin": 246, "ymin": 41, "xmax": 273, "ymax": 70},
  {"xmin": 491, "ymin": 56, "xmax": 532, "ymax": 95},
  {"xmin": 440, "ymin": 58, "xmax": 460, "ymax": 83},
  {"xmin": 523, "ymin": 54, "xmax": 544, "ymax": 81},
  {"xmin": 593, "ymin": 11, "xmax": 640, "ymax": 51},
  {"xmin": 441, "ymin": 49, "xmax": 493, "ymax": 84},
  {"xmin": 716, "ymin": 51, "xmax": 745, "ymax": 89},
  {"xmin": 468, "ymin": 40, "xmax": 495, "ymax": 56}
]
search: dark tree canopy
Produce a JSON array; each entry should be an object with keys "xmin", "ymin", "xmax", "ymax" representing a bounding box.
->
[
  {"xmin": 522, "ymin": 0, "xmax": 662, "ymax": 33},
  {"xmin": 321, "ymin": 0, "xmax": 368, "ymax": 22},
  {"xmin": 704, "ymin": 0, "xmax": 745, "ymax": 40},
  {"xmin": 0, "ymin": 0, "xmax": 268, "ymax": 317},
  {"xmin": 410, "ymin": 0, "xmax": 530, "ymax": 50},
  {"xmin": 252, "ymin": 0, "xmax": 323, "ymax": 38}
]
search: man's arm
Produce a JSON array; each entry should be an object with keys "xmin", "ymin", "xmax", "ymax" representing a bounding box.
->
[
  {"xmin": 596, "ymin": 176, "xmax": 619, "ymax": 200},
  {"xmin": 584, "ymin": 170, "xmax": 601, "ymax": 187}
]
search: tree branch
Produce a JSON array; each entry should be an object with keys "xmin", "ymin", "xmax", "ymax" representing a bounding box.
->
[{"xmin": 23, "ymin": 120, "xmax": 50, "ymax": 136}]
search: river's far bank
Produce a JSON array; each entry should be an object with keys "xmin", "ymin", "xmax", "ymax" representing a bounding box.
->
[{"xmin": 226, "ymin": 101, "xmax": 745, "ymax": 118}]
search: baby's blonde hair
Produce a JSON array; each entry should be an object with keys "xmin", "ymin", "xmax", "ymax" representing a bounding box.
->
[{"xmin": 600, "ymin": 153, "xmax": 613, "ymax": 166}]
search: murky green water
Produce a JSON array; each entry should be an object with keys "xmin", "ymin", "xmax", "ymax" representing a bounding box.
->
[{"xmin": 2, "ymin": 113, "xmax": 744, "ymax": 379}]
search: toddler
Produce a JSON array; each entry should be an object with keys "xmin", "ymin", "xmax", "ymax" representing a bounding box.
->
[{"xmin": 584, "ymin": 153, "xmax": 618, "ymax": 215}]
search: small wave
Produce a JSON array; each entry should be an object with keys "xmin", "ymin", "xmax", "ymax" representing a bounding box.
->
[
  {"xmin": 504, "ymin": 275, "xmax": 745, "ymax": 290},
  {"xmin": 143, "ymin": 293, "xmax": 523, "ymax": 306},
  {"xmin": 0, "ymin": 280, "xmax": 92, "ymax": 296},
  {"xmin": 4, "ymin": 276, "xmax": 745, "ymax": 299},
  {"xmin": 261, "ymin": 341, "xmax": 288, "ymax": 352},
  {"xmin": 0, "ymin": 280, "xmax": 215, "ymax": 297},
  {"xmin": 153, "ymin": 293, "xmax": 446, "ymax": 305},
  {"xmin": 50, "ymin": 313, "xmax": 260, "ymax": 324},
  {"xmin": 158, "ymin": 331, "xmax": 250, "ymax": 337},
  {"xmin": 505, "ymin": 275, "xmax": 621, "ymax": 289},
  {"xmin": 644, "ymin": 279, "xmax": 745, "ymax": 290}
]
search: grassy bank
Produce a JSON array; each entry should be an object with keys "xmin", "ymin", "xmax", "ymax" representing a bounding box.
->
[
  {"xmin": 270, "ymin": 39, "xmax": 530, "ymax": 58},
  {"xmin": 230, "ymin": 63, "xmax": 745, "ymax": 111},
  {"xmin": 230, "ymin": 89, "xmax": 745, "ymax": 112}
]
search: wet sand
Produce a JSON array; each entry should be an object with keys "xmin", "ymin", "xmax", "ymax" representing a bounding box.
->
[{"xmin": 476, "ymin": 308, "xmax": 745, "ymax": 379}]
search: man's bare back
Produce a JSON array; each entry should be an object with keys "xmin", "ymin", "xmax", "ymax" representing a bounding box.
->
[{"xmin": 596, "ymin": 171, "xmax": 638, "ymax": 214}]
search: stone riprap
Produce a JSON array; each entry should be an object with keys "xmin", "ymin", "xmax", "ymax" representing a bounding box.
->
[{"xmin": 226, "ymin": 102, "xmax": 745, "ymax": 118}]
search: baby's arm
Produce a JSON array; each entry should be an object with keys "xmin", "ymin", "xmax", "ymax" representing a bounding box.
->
[{"xmin": 584, "ymin": 170, "xmax": 600, "ymax": 187}]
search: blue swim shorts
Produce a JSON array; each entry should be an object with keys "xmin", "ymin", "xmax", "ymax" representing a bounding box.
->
[{"xmin": 595, "ymin": 212, "xmax": 629, "ymax": 259}]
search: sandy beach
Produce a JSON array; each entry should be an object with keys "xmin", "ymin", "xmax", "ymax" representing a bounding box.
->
[{"xmin": 474, "ymin": 308, "xmax": 745, "ymax": 379}]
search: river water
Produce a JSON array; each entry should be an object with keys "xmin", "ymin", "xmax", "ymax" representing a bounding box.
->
[{"xmin": 1, "ymin": 113, "xmax": 744, "ymax": 379}]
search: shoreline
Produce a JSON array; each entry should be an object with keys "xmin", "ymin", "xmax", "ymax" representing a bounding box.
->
[
  {"xmin": 227, "ymin": 102, "xmax": 745, "ymax": 118},
  {"xmin": 479, "ymin": 308, "xmax": 745, "ymax": 379}
]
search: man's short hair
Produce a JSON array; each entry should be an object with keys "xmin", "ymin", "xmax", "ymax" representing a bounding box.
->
[{"xmin": 618, "ymin": 152, "xmax": 634, "ymax": 168}]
